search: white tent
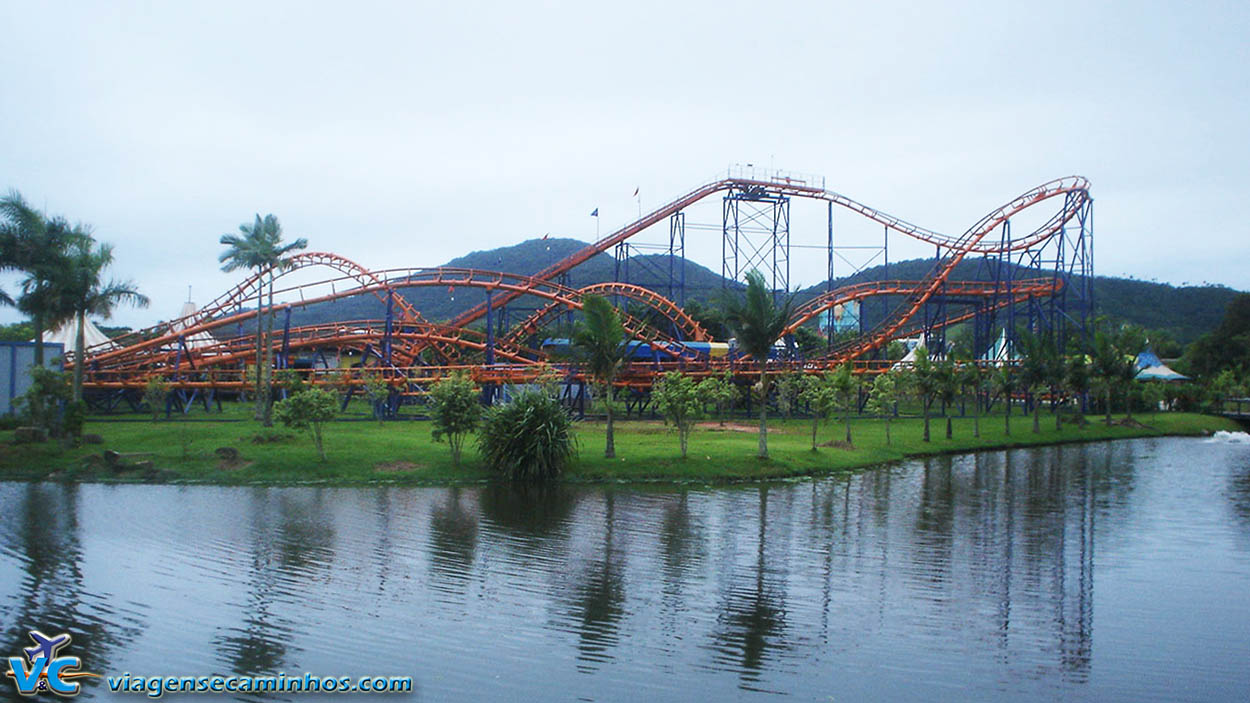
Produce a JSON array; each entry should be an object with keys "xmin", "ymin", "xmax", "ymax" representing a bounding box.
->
[
  {"xmin": 169, "ymin": 300, "xmax": 217, "ymax": 349},
  {"xmin": 35, "ymin": 318, "xmax": 117, "ymax": 359}
]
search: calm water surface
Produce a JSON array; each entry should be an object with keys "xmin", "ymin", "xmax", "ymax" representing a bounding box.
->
[{"xmin": 3, "ymin": 436, "xmax": 1250, "ymax": 701}]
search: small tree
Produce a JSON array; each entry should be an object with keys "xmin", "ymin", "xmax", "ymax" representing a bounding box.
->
[
  {"xmin": 143, "ymin": 376, "xmax": 169, "ymax": 421},
  {"xmin": 957, "ymin": 361, "xmax": 984, "ymax": 438},
  {"xmin": 1116, "ymin": 326, "xmax": 1147, "ymax": 421},
  {"xmin": 1017, "ymin": 330, "xmax": 1059, "ymax": 434},
  {"xmin": 799, "ymin": 372, "xmax": 838, "ymax": 450},
  {"xmin": 696, "ymin": 371, "xmax": 739, "ymax": 425},
  {"xmin": 912, "ymin": 347, "xmax": 939, "ymax": 442},
  {"xmin": 866, "ymin": 370, "xmax": 902, "ymax": 447},
  {"xmin": 1090, "ymin": 329, "xmax": 1130, "ymax": 425},
  {"xmin": 933, "ymin": 359, "xmax": 959, "ymax": 439},
  {"xmin": 830, "ymin": 363, "xmax": 857, "ymax": 445},
  {"xmin": 991, "ymin": 364, "xmax": 1015, "ymax": 436},
  {"xmin": 1141, "ymin": 382, "xmax": 1166, "ymax": 413},
  {"xmin": 19, "ymin": 366, "xmax": 71, "ymax": 437},
  {"xmin": 653, "ymin": 372, "xmax": 703, "ymax": 458},
  {"xmin": 273, "ymin": 387, "xmax": 338, "ymax": 461},
  {"xmin": 275, "ymin": 368, "xmax": 307, "ymax": 395},
  {"xmin": 1208, "ymin": 369, "xmax": 1243, "ymax": 411},
  {"xmin": 1066, "ymin": 353, "xmax": 1091, "ymax": 425},
  {"xmin": 429, "ymin": 372, "xmax": 481, "ymax": 466},
  {"xmin": 774, "ymin": 371, "xmax": 804, "ymax": 420},
  {"xmin": 478, "ymin": 390, "xmax": 576, "ymax": 481},
  {"xmin": 363, "ymin": 375, "xmax": 391, "ymax": 423}
]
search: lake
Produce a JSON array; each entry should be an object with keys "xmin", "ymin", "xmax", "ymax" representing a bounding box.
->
[{"xmin": 3, "ymin": 435, "xmax": 1250, "ymax": 701}]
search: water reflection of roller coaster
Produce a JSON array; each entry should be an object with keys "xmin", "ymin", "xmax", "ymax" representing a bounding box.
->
[{"xmin": 77, "ymin": 172, "xmax": 1092, "ymax": 409}]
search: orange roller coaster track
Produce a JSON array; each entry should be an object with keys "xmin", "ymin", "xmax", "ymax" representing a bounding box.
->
[{"xmin": 75, "ymin": 174, "xmax": 1090, "ymax": 396}]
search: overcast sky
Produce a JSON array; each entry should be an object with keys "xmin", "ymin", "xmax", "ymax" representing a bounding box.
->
[{"xmin": 2, "ymin": 0, "xmax": 1247, "ymax": 329}]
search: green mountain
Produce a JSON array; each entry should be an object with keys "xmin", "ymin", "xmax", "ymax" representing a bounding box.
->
[{"xmin": 284, "ymin": 238, "xmax": 1238, "ymax": 349}]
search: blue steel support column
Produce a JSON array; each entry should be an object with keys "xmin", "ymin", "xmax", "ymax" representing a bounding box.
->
[
  {"xmin": 484, "ymin": 288, "xmax": 496, "ymax": 405},
  {"xmin": 280, "ymin": 307, "xmax": 292, "ymax": 371},
  {"xmin": 485, "ymin": 289, "xmax": 495, "ymax": 366},
  {"xmin": 882, "ymin": 224, "xmax": 889, "ymax": 353},
  {"xmin": 384, "ymin": 290, "xmax": 394, "ymax": 365},
  {"xmin": 827, "ymin": 201, "xmax": 834, "ymax": 351},
  {"xmin": 669, "ymin": 212, "xmax": 686, "ymax": 309},
  {"xmin": 1005, "ymin": 218, "xmax": 1015, "ymax": 357}
]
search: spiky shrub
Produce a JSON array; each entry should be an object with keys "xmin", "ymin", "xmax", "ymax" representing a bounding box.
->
[
  {"xmin": 429, "ymin": 372, "xmax": 481, "ymax": 466},
  {"xmin": 478, "ymin": 390, "xmax": 576, "ymax": 481}
]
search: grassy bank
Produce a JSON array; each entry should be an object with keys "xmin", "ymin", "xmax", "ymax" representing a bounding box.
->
[{"xmin": 0, "ymin": 409, "xmax": 1240, "ymax": 486}]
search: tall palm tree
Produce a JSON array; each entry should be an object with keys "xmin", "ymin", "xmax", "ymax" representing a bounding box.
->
[
  {"xmin": 0, "ymin": 191, "xmax": 86, "ymax": 365},
  {"xmin": 571, "ymin": 294, "xmax": 627, "ymax": 458},
  {"xmin": 61, "ymin": 241, "xmax": 149, "ymax": 401},
  {"xmin": 219, "ymin": 214, "xmax": 307, "ymax": 424},
  {"xmin": 724, "ymin": 270, "xmax": 793, "ymax": 459}
]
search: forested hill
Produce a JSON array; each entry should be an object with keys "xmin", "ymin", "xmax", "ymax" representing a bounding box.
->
[
  {"xmin": 800, "ymin": 257, "xmax": 1239, "ymax": 346},
  {"xmin": 285, "ymin": 238, "xmax": 1238, "ymax": 346}
]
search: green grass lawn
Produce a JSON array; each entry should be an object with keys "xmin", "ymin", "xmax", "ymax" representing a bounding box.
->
[{"xmin": 0, "ymin": 408, "xmax": 1240, "ymax": 485}]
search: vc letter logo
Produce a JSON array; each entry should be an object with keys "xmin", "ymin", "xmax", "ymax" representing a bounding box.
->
[{"xmin": 5, "ymin": 630, "xmax": 99, "ymax": 697}]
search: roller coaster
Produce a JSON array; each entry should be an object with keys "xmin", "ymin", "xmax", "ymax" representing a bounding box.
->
[{"xmin": 73, "ymin": 169, "xmax": 1093, "ymax": 412}]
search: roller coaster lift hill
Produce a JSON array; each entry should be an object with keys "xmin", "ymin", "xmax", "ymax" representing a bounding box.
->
[{"xmin": 71, "ymin": 168, "xmax": 1093, "ymax": 415}]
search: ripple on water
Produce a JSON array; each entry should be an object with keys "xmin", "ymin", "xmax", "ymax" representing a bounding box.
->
[{"xmin": 1, "ymin": 437, "xmax": 1249, "ymax": 702}]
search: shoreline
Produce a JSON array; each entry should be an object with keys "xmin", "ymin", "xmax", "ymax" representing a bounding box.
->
[{"xmin": 1, "ymin": 412, "xmax": 1241, "ymax": 487}]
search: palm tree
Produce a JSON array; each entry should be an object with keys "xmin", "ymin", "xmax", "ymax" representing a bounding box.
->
[
  {"xmin": 219, "ymin": 214, "xmax": 307, "ymax": 425},
  {"xmin": 957, "ymin": 360, "xmax": 984, "ymax": 438},
  {"xmin": 61, "ymin": 241, "xmax": 149, "ymax": 401},
  {"xmin": 723, "ymin": 270, "xmax": 793, "ymax": 460},
  {"xmin": 0, "ymin": 191, "xmax": 87, "ymax": 365},
  {"xmin": 1017, "ymin": 329, "xmax": 1058, "ymax": 434},
  {"xmin": 1090, "ymin": 329, "xmax": 1128, "ymax": 425},
  {"xmin": 571, "ymin": 294, "xmax": 628, "ymax": 458},
  {"xmin": 991, "ymin": 363, "xmax": 1015, "ymax": 436}
]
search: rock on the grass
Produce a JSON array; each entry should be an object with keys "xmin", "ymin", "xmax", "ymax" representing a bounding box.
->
[{"xmin": 14, "ymin": 427, "xmax": 48, "ymax": 444}]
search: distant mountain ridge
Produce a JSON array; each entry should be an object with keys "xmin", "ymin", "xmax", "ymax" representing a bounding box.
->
[{"xmin": 285, "ymin": 237, "xmax": 1238, "ymax": 346}]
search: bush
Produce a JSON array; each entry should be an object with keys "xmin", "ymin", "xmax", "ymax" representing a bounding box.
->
[
  {"xmin": 273, "ymin": 388, "xmax": 338, "ymax": 461},
  {"xmin": 478, "ymin": 390, "xmax": 576, "ymax": 481},
  {"xmin": 653, "ymin": 371, "xmax": 702, "ymax": 458},
  {"xmin": 142, "ymin": 376, "xmax": 169, "ymax": 421},
  {"xmin": 364, "ymin": 376, "xmax": 391, "ymax": 423},
  {"xmin": 63, "ymin": 400, "xmax": 87, "ymax": 439},
  {"xmin": 696, "ymin": 371, "xmax": 739, "ymax": 425},
  {"xmin": 429, "ymin": 372, "xmax": 481, "ymax": 466},
  {"xmin": 19, "ymin": 366, "xmax": 71, "ymax": 437}
]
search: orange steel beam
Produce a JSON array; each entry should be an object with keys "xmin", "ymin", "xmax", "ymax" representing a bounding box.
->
[{"xmin": 449, "ymin": 176, "xmax": 1090, "ymax": 332}]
